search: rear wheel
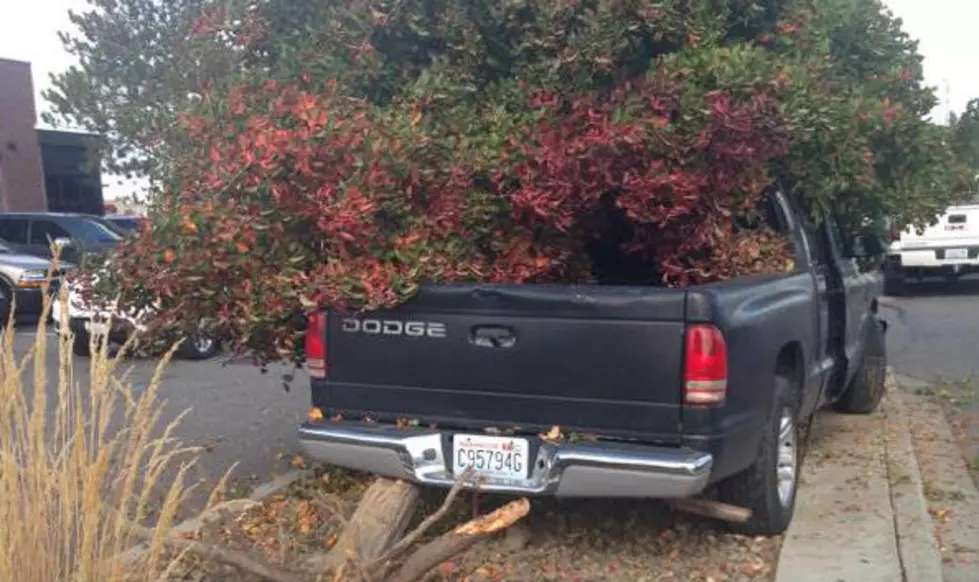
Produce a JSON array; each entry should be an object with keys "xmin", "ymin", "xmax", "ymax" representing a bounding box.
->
[
  {"xmin": 177, "ymin": 333, "xmax": 219, "ymax": 360},
  {"xmin": 717, "ymin": 376, "xmax": 800, "ymax": 536},
  {"xmin": 0, "ymin": 281, "xmax": 13, "ymax": 327},
  {"xmin": 72, "ymin": 330, "xmax": 91, "ymax": 357},
  {"xmin": 833, "ymin": 320, "xmax": 887, "ymax": 414},
  {"xmin": 884, "ymin": 275, "xmax": 904, "ymax": 296},
  {"xmin": 883, "ymin": 263, "xmax": 904, "ymax": 296}
]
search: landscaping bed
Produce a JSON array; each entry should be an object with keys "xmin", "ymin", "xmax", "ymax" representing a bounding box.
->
[{"xmin": 156, "ymin": 464, "xmax": 780, "ymax": 582}]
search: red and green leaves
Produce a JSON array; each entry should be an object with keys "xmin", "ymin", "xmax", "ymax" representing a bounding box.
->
[{"xmin": 88, "ymin": 0, "xmax": 964, "ymax": 367}]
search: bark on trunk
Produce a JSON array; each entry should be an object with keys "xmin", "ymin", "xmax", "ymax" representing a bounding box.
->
[{"xmin": 317, "ymin": 478, "xmax": 421, "ymax": 575}]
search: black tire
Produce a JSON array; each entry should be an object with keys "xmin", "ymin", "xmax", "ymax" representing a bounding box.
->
[
  {"xmin": 72, "ymin": 330, "xmax": 91, "ymax": 357},
  {"xmin": 177, "ymin": 333, "xmax": 219, "ymax": 360},
  {"xmin": 884, "ymin": 277, "xmax": 904, "ymax": 296},
  {"xmin": 717, "ymin": 376, "xmax": 800, "ymax": 536},
  {"xmin": 0, "ymin": 281, "xmax": 13, "ymax": 327},
  {"xmin": 833, "ymin": 320, "xmax": 887, "ymax": 414}
]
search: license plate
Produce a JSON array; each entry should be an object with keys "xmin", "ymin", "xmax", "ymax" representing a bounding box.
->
[
  {"xmin": 945, "ymin": 248, "xmax": 969, "ymax": 259},
  {"xmin": 452, "ymin": 434, "xmax": 529, "ymax": 480},
  {"xmin": 84, "ymin": 320, "xmax": 110, "ymax": 336}
]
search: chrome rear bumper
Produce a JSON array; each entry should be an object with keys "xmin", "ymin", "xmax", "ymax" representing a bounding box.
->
[{"xmin": 298, "ymin": 421, "xmax": 712, "ymax": 498}]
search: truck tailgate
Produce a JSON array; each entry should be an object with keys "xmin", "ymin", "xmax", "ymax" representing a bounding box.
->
[{"xmin": 315, "ymin": 285, "xmax": 688, "ymax": 442}]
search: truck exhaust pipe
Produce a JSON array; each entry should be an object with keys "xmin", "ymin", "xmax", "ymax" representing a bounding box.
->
[{"xmin": 669, "ymin": 497, "xmax": 753, "ymax": 524}]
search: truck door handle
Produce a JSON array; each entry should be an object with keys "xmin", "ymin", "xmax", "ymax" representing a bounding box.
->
[{"xmin": 470, "ymin": 325, "xmax": 517, "ymax": 349}]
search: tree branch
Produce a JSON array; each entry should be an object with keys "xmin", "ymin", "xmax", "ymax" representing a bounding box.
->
[{"xmin": 388, "ymin": 498, "xmax": 531, "ymax": 582}]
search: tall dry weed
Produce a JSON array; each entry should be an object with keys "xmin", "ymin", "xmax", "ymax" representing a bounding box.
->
[{"xmin": 0, "ymin": 270, "xmax": 201, "ymax": 582}]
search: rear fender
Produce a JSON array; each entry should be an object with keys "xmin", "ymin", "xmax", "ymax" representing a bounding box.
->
[{"xmin": 682, "ymin": 273, "xmax": 816, "ymax": 481}]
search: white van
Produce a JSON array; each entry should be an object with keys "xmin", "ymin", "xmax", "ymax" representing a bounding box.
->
[{"xmin": 884, "ymin": 193, "xmax": 979, "ymax": 293}]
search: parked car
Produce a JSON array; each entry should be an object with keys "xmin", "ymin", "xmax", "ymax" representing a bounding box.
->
[
  {"xmin": 297, "ymin": 190, "xmax": 888, "ymax": 536},
  {"xmin": 0, "ymin": 237, "xmax": 63, "ymax": 323},
  {"xmin": 52, "ymin": 269, "xmax": 220, "ymax": 360},
  {"xmin": 103, "ymin": 214, "xmax": 149, "ymax": 234},
  {"xmin": 884, "ymin": 193, "xmax": 979, "ymax": 294},
  {"xmin": 0, "ymin": 212, "xmax": 123, "ymax": 263}
]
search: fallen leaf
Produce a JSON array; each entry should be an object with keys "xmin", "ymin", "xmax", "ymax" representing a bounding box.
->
[
  {"xmin": 291, "ymin": 454, "xmax": 307, "ymax": 470},
  {"xmin": 541, "ymin": 425, "xmax": 563, "ymax": 442},
  {"xmin": 439, "ymin": 560, "xmax": 457, "ymax": 577}
]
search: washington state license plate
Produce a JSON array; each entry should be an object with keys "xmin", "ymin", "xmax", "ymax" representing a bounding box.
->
[{"xmin": 451, "ymin": 434, "xmax": 529, "ymax": 480}]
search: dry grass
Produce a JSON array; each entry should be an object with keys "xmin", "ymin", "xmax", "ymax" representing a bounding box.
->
[{"xmin": 0, "ymin": 273, "xmax": 208, "ymax": 582}]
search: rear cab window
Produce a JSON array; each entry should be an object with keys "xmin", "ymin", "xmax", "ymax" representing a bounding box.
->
[{"xmin": 762, "ymin": 193, "xmax": 806, "ymax": 272}]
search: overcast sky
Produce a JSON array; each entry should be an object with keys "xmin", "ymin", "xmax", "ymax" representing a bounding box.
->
[{"xmin": 1, "ymin": 0, "xmax": 977, "ymax": 199}]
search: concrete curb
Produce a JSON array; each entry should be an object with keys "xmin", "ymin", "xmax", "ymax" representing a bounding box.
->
[
  {"xmin": 882, "ymin": 375, "xmax": 945, "ymax": 582},
  {"xmin": 119, "ymin": 469, "xmax": 308, "ymax": 565}
]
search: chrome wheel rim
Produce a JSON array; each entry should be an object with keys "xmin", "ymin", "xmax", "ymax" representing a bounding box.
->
[
  {"xmin": 777, "ymin": 408, "xmax": 797, "ymax": 507},
  {"xmin": 192, "ymin": 335, "xmax": 214, "ymax": 355}
]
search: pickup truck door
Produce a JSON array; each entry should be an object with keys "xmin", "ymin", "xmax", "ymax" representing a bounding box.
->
[
  {"xmin": 825, "ymin": 217, "xmax": 876, "ymax": 388},
  {"xmin": 798, "ymin": 228, "xmax": 832, "ymax": 415},
  {"xmin": 795, "ymin": 216, "xmax": 846, "ymax": 412}
]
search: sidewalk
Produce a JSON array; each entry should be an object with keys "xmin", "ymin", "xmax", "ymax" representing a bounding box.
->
[{"xmin": 776, "ymin": 373, "xmax": 947, "ymax": 582}]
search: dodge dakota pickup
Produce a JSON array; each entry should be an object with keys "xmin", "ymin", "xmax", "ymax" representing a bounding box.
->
[{"xmin": 298, "ymin": 190, "xmax": 887, "ymax": 535}]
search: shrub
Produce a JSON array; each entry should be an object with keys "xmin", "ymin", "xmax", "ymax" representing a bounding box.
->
[{"xmin": 85, "ymin": 0, "xmax": 970, "ymax": 366}]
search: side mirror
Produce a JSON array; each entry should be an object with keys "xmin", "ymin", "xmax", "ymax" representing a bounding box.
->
[{"xmin": 851, "ymin": 233, "xmax": 885, "ymax": 259}]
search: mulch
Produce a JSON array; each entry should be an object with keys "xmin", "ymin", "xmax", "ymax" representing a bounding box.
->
[{"xmin": 155, "ymin": 463, "xmax": 780, "ymax": 582}]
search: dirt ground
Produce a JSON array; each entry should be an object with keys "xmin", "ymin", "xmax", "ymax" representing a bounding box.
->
[
  {"xmin": 914, "ymin": 377, "xmax": 979, "ymax": 488},
  {"xmin": 160, "ymin": 464, "xmax": 780, "ymax": 582}
]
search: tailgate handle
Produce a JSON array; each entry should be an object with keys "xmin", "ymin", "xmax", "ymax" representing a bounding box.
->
[{"xmin": 470, "ymin": 325, "xmax": 516, "ymax": 349}]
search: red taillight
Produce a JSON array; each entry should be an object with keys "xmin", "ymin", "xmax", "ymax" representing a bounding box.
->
[
  {"xmin": 889, "ymin": 225, "xmax": 901, "ymax": 241},
  {"xmin": 306, "ymin": 313, "xmax": 328, "ymax": 379},
  {"xmin": 684, "ymin": 324, "xmax": 728, "ymax": 405}
]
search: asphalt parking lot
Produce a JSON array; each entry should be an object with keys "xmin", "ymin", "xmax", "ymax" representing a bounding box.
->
[{"xmin": 10, "ymin": 324, "xmax": 309, "ymax": 506}]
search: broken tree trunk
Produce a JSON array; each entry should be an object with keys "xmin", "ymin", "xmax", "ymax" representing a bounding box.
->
[
  {"xmin": 312, "ymin": 477, "xmax": 422, "ymax": 575},
  {"xmin": 388, "ymin": 498, "xmax": 531, "ymax": 582}
]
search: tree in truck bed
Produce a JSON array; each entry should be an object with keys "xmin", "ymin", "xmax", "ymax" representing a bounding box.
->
[{"xmin": 80, "ymin": 0, "xmax": 968, "ymax": 366}]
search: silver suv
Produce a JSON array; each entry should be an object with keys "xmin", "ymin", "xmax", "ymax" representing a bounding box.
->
[{"xmin": 0, "ymin": 238, "xmax": 61, "ymax": 323}]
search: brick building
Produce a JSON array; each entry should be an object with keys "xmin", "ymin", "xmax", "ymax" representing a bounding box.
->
[{"xmin": 0, "ymin": 58, "xmax": 104, "ymax": 215}]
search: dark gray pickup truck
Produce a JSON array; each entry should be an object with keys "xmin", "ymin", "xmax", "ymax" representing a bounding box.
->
[{"xmin": 298, "ymin": 191, "xmax": 887, "ymax": 535}]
